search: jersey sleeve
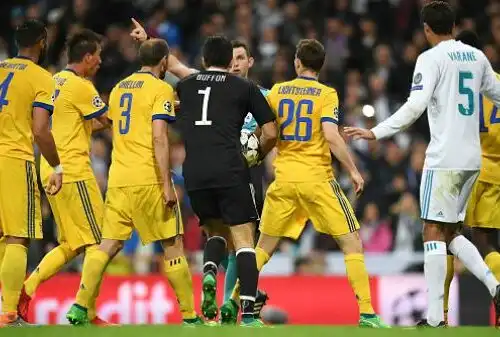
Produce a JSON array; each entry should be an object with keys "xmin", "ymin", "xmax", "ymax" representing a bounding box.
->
[
  {"xmin": 371, "ymin": 53, "xmax": 435, "ymax": 139},
  {"xmin": 248, "ymin": 82, "xmax": 275, "ymax": 126},
  {"xmin": 480, "ymin": 53, "xmax": 500, "ymax": 106},
  {"xmin": 33, "ymin": 71, "xmax": 55, "ymax": 115},
  {"xmin": 152, "ymin": 83, "xmax": 176, "ymax": 123},
  {"xmin": 406, "ymin": 53, "xmax": 439, "ymax": 111},
  {"xmin": 320, "ymin": 88, "xmax": 340, "ymax": 124},
  {"xmin": 76, "ymin": 82, "xmax": 108, "ymax": 120}
]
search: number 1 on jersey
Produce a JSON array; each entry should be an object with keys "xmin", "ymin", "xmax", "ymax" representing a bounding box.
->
[{"xmin": 196, "ymin": 87, "xmax": 212, "ymax": 126}]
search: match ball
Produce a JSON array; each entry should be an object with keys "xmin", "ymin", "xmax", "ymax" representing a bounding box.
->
[{"xmin": 240, "ymin": 130, "xmax": 260, "ymax": 166}]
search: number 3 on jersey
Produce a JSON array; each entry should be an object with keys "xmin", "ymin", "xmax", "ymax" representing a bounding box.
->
[
  {"xmin": 278, "ymin": 99, "xmax": 313, "ymax": 141},
  {"xmin": 119, "ymin": 93, "xmax": 132, "ymax": 134}
]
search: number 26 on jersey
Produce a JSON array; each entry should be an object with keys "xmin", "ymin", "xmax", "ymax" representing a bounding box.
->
[{"xmin": 278, "ymin": 98, "xmax": 313, "ymax": 141}]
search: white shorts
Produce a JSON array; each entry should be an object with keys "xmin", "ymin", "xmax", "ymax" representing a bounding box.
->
[{"xmin": 419, "ymin": 169, "xmax": 479, "ymax": 223}]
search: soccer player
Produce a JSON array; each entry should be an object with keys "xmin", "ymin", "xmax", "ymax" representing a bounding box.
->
[
  {"xmin": 227, "ymin": 38, "xmax": 388, "ymax": 328},
  {"xmin": 345, "ymin": 2, "xmax": 500, "ymax": 327},
  {"xmin": 17, "ymin": 29, "xmax": 110, "ymax": 325},
  {"xmin": 0, "ymin": 20, "xmax": 63, "ymax": 326},
  {"xmin": 441, "ymin": 30, "xmax": 500, "ymax": 326},
  {"xmin": 175, "ymin": 36, "xmax": 278, "ymax": 327},
  {"xmin": 65, "ymin": 38, "xmax": 203, "ymax": 326}
]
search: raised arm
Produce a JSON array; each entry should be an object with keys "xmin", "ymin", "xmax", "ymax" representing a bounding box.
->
[
  {"xmin": 167, "ymin": 54, "xmax": 198, "ymax": 79},
  {"xmin": 345, "ymin": 54, "xmax": 438, "ymax": 140}
]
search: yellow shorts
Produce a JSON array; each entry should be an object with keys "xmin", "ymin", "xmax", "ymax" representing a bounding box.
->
[
  {"xmin": 260, "ymin": 180, "xmax": 359, "ymax": 240},
  {"xmin": 102, "ymin": 184, "xmax": 183, "ymax": 244},
  {"xmin": 465, "ymin": 180, "xmax": 500, "ymax": 228},
  {"xmin": 0, "ymin": 156, "xmax": 42, "ymax": 239},
  {"xmin": 47, "ymin": 179, "xmax": 104, "ymax": 250}
]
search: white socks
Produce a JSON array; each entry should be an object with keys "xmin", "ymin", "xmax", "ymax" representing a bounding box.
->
[
  {"xmin": 424, "ymin": 241, "xmax": 447, "ymax": 327},
  {"xmin": 449, "ymin": 235, "xmax": 499, "ymax": 297}
]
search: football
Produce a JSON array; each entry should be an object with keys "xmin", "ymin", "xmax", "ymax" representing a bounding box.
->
[{"xmin": 240, "ymin": 130, "xmax": 260, "ymax": 166}]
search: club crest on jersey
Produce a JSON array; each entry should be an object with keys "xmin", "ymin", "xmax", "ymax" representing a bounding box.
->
[
  {"xmin": 92, "ymin": 96, "xmax": 104, "ymax": 108},
  {"xmin": 413, "ymin": 72, "xmax": 422, "ymax": 85},
  {"xmin": 163, "ymin": 101, "xmax": 172, "ymax": 113}
]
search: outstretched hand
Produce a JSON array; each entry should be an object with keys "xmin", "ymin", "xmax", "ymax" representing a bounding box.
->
[
  {"xmin": 130, "ymin": 18, "xmax": 148, "ymax": 42},
  {"xmin": 343, "ymin": 127, "xmax": 376, "ymax": 141}
]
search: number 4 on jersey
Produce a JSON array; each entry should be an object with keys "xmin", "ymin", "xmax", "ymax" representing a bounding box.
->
[{"xmin": 0, "ymin": 72, "xmax": 14, "ymax": 112}]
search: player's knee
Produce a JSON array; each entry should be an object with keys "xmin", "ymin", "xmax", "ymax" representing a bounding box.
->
[
  {"xmin": 335, "ymin": 231, "xmax": 363, "ymax": 255},
  {"xmin": 4, "ymin": 236, "xmax": 29, "ymax": 246},
  {"xmin": 471, "ymin": 228, "xmax": 496, "ymax": 257},
  {"xmin": 422, "ymin": 222, "xmax": 446, "ymax": 241},
  {"xmin": 99, "ymin": 239, "xmax": 123, "ymax": 257},
  {"xmin": 256, "ymin": 233, "xmax": 279, "ymax": 255},
  {"xmin": 230, "ymin": 223, "xmax": 255, "ymax": 248},
  {"xmin": 161, "ymin": 235, "xmax": 185, "ymax": 259}
]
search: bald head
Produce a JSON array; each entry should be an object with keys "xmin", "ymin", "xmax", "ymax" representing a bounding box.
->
[{"xmin": 139, "ymin": 38, "xmax": 170, "ymax": 67}]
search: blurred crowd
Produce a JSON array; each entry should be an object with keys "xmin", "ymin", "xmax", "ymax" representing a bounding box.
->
[{"xmin": 2, "ymin": 0, "xmax": 499, "ymax": 273}]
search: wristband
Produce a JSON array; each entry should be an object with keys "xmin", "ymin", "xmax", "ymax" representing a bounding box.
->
[{"xmin": 53, "ymin": 164, "xmax": 63, "ymax": 174}]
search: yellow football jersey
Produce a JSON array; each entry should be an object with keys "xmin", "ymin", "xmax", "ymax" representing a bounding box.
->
[
  {"xmin": 107, "ymin": 71, "xmax": 175, "ymax": 187},
  {"xmin": 40, "ymin": 69, "xmax": 107, "ymax": 184},
  {"xmin": 479, "ymin": 73, "xmax": 500, "ymax": 184},
  {"xmin": 0, "ymin": 56, "xmax": 55, "ymax": 162},
  {"xmin": 266, "ymin": 76, "xmax": 339, "ymax": 182}
]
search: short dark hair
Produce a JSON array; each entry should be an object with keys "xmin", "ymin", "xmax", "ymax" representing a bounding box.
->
[
  {"xmin": 231, "ymin": 40, "xmax": 252, "ymax": 57},
  {"xmin": 14, "ymin": 20, "xmax": 47, "ymax": 48},
  {"xmin": 202, "ymin": 36, "xmax": 233, "ymax": 68},
  {"xmin": 138, "ymin": 39, "xmax": 170, "ymax": 66},
  {"xmin": 295, "ymin": 39, "xmax": 325, "ymax": 73},
  {"xmin": 66, "ymin": 29, "xmax": 102, "ymax": 63},
  {"xmin": 455, "ymin": 30, "xmax": 482, "ymax": 49},
  {"xmin": 421, "ymin": 1, "xmax": 455, "ymax": 35}
]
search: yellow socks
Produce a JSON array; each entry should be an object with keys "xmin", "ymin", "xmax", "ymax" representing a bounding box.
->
[
  {"xmin": 443, "ymin": 255, "xmax": 454, "ymax": 322},
  {"xmin": 0, "ymin": 237, "xmax": 6, "ymax": 271},
  {"xmin": 84, "ymin": 245, "xmax": 104, "ymax": 320},
  {"xmin": 0, "ymin": 244, "xmax": 28, "ymax": 313},
  {"xmin": 231, "ymin": 247, "xmax": 270, "ymax": 302},
  {"xmin": 75, "ymin": 248, "xmax": 109, "ymax": 309},
  {"xmin": 485, "ymin": 252, "xmax": 500, "ymax": 281},
  {"xmin": 344, "ymin": 253, "xmax": 374, "ymax": 315},
  {"xmin": 164, "ymin": 256, "xmax": 196, "ymax": 320},
  {"xmin": 24, "ymin": 243, "xmax": 76, "ymax": 297}
]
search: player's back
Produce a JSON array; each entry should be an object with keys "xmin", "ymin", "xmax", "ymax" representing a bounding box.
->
[
  {"xmin": 479, "ymin": 75, "xmax": 500, "ymax": 183},
  {"xmin": 0, "ymin": 57, "xmax": 54, "ymax": 161},
  {"xmin": 176, "ymin": 71, "xmax": 255, "ymax": 190},
  {"xmin": 420, "ymin": 40, "xmax": 488, "ymax": 169},
  {"xmin": 267, "ymin": 77, "xmax": 338, "ymax": 182},
  {"xmin": 107, "ymin": 71, "xmax": 175, "ymax": 187},
  {"xmin": 40, "ymin": 69, "xmax": 105, "ymax": 184}
]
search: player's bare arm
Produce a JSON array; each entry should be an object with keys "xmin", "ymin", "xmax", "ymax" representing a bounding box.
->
[
  {"xmin": 32, "ymin": 107, "xmax": 62, "ymax": 195},
  {"xmin": 128, "ymin": 18, "xmax": 197, "ymax": 79},
  {"xmin": 167, "ymin": 54, "xmax": 198, "ymax": 79},
  {"xmin": 323, "ymin": 122, "xmax": 364, "ymax": 195},
  {"xmin": 258, "ymin": 121, "xmax": 278, "ymax": 158},
  {"xmin": 152, "ymin": 119, "xmax": 177, "ymax": 208},
  {"xmin": 92, "ymin": 114, "xmax": 111, "ymax": 132}
]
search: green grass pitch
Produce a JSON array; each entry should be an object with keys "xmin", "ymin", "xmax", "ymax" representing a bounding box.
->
[{"xmin": 2, "ymin": 325, "xmax": 499, "ymax": 337}]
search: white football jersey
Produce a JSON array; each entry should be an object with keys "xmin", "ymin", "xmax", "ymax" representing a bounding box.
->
[{"xmin": 372, "ymin": 39, "xmax": 500, "ymax": 170}]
